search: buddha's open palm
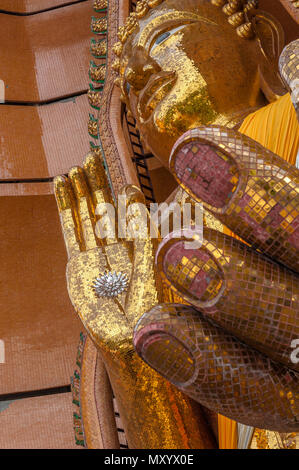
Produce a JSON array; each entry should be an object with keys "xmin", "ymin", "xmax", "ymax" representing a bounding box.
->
[{"xmin": 54, "ymin": 156, "xmax": 157, "ymax": 353}]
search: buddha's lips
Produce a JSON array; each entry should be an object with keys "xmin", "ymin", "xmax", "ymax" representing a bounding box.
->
[{"xmin": 138, "ymin": 71, "xmax": 176, "ymax": 121}]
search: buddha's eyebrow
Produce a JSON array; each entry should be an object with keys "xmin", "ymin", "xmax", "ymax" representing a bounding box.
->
[{"xmin": 137, "ymin": 11, "xmax": 217, "ymax": 49}]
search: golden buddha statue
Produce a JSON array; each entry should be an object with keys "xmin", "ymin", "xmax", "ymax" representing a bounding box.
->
[{"xmin": 54, "ymin": 0, "xmax": 299, "ymax": 448}]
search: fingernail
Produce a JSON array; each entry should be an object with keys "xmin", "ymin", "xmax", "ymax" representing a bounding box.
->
[
  {"xmin": 134, "ymin": 324, "xmax": 196, "ymax": 386},
  {"xmin": 172, "ymin": 141, "xmax": 239, "ymax": 209},
  {"xmin": 54, "ymin": 176, "xmax": 73, "ymax": 211},
  {"xmin": 157, "ymin": 239, "xmax": 223, "ymax": 304},
  {"xmin": 69, "ymin": 166, "xmax": 90, "ymax": 199},
  {"xmin": 121, "ymin": 184, "xmax": 146, "ymax": 206},
  {"xmin": 83, "ymin": 153, "xmax": 109, "ymax": 192}
]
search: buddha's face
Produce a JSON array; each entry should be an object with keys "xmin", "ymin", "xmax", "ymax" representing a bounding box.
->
[{"xmin": 121, "ymin": 0, "xmax": 269, "ymax": 167}]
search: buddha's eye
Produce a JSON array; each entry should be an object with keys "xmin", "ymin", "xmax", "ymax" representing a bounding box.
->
[
  {"xmin": 155, "ymin": 31, "xmax": 171, "ymax": 45},
  {"xmin": 151, "ymin": 24, "xmax": 187, "ymax": 54}
]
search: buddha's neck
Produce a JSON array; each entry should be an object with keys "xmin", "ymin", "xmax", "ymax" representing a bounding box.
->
[{"xmin": 213, "ymin": 106, "xmax": 264, "ymax": 130}]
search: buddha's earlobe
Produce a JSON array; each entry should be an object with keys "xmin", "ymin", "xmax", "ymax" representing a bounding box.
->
[
  {"xmin": 252, "ymin": 10, "xmax": 286, "ymax": 101},
  {"xmin": 252, "ymin": 11, "xmax": 285, "ymax": 64},
  {"xmin": 258, "ymin": 64, "xmax": 286, "ymax": 103}
]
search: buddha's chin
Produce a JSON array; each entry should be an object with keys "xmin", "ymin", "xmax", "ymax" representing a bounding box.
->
[
  {"xmin": 136, "ymin": 98, "xmax": 263, "ymax": 168},
  {"xmin": 136, "ymin": 114, "xmax": 193, "ymax": 168},
  {"xmin": 137, "ymin": 103, "xmax": 229, "ymax": 168},
  {"xmin": 142, "ymin": 131, "xmax": 179, "ymax": 169}
]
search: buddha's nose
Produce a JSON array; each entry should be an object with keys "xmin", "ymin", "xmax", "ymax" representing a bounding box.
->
[{"xmin": 124, "ymin": 46, "xmax": 161, "ymax": 92}]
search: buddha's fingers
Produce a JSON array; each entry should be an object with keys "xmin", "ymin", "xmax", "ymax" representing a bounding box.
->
[
  {"xmin": 119, "ymin": 184, "xmax": 154, "ymax": 240},
  {"xmin": 68, "ymin": 166, "xmax": 98, "ymax": 251},
  {"xmin": 133, "ymin": 304, "xmax": 299, "ymax": 433},
  {"xmin": 155, "ymin": 228, "xmax": 299, "ymax": 371},
  {"xmin": 119, "ymin": 185, "xmax": 159, "ymax": 326},
  {"xmin": 54, "ymin": 176, "xmax": 83, "ymax": 258},
  {"xmin": 83, "ymin": 153, "xmax": 117, "ymax": 246},
  {"xmin": 170, "ymin": 126, "xmax": 299, "ymax": 273}
]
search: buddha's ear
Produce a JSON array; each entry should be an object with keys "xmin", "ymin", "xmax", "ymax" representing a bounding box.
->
[
  {"xmin": 252, "ymin": 11, "xmax": 285, "ymax": 64},
  {"xmin": 250, "ymin": 10, "xmax": 287, "ymax": 101}
]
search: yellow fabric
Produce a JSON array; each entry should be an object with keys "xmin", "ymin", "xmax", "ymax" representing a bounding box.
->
[
  {"xmin": 218, "ymin": 93, "xmax": 299, "ymax": 449},
  {"xmin": 239, "ymin": 93, "xmax": 299, "ymax": 165},
  {"xmin": 218, "ymin": 415, "xmax": 238, "ymax": 449}
]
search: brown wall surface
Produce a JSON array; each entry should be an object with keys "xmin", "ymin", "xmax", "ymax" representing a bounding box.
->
[
  {"xmin": 0, "ymin": 194, "xmax": 81, "ymax": 395},
  {"xmin": 0, "ymin": 393, "xmax": 78, "ymax": 448},
  {"xmin": 0, "ymin": 0, "xmax": 91, "ymax": 449},
  {"xmin": 0, "ymin": 2, "xmax": 91, "ymax": 103},
  {"xmin": 0, "ymin": 0, "xmax": 84, "ymax": 13},
  {"xmin": 0, "ymin": 96, "xmax": 90, "ymax": 179}
]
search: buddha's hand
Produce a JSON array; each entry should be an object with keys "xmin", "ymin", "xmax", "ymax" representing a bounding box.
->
[
  {"xmin": 54, "ymin": 153, "xmax": 159, "ymax": 357},
  {"xmin": 133, "ymin": 126, "xmax": 299, "ymax": 433},
  {"xmin": 54, "ymin": 153, "xmax": 215, "ymax": 449}
]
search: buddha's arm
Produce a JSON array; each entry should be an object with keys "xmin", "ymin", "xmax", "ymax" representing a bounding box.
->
[{"xmin": 54, "ymin": 155, "xmax": 216, "ymax": 449}]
